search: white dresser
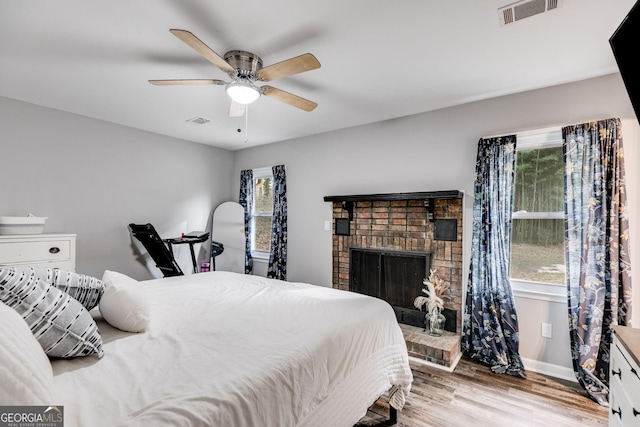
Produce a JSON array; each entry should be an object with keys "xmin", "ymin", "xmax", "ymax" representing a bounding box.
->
[
  {"xmin": 0, "ymin": 234, "xmax": 76, "ymax": 271},
  {"xmin": 610, "ymin": 326, "xmax": 640, "ymax": 426}
]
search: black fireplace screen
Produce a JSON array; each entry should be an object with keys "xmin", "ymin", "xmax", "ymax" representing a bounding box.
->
[{"xmin": 349, "ymin": 248, "xmax": 430, "ymax": 328}]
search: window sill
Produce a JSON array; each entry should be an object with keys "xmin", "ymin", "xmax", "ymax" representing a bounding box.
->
[
  {"xmin": 252, "ymin": 251, "xmax": 270, "ymax": 262},
  {"xmin": 510, "ymin": 279, "xmax": 566, "ymax": 303}
]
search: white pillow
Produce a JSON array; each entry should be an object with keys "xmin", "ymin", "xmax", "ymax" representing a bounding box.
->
[
  {"xmin": 0, "ymin": 301, "xmax": 53, "ymax": 405},
  {"xmin": 100, "ymin": 270, "xmax": 150, "ymax": 333}
]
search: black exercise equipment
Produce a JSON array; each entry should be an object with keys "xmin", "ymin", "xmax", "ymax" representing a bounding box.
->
[{"xmin": 129, "ymin": 223, "xmax": 184, "ymax": 277}]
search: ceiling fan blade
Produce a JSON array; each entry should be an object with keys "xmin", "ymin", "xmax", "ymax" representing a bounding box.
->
[
  {"xmin": 149, "ymin": 79, "xmax": 226, "ymax": 86},
  {"xmin": 261, "ymin": 85, "xmax": 317, "ymax": 112},
  {"xmin": 229, "ymin": 100, "xmax": 246, "ymax": 117},
  {"xmin": 169, "ymin": 29, "xmax": 235, "ymax": 74},
  {"xmin": 256, "ymin": 53, "xmax": 320, "ymax": 82}
]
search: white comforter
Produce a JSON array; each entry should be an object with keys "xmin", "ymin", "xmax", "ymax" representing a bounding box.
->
[{"xmin": 51, "ymin": 272, "xmax": 412, "ymax": 427}]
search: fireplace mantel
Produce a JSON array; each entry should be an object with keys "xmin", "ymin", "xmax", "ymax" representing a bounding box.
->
[
  {"xmin": 323, "ymin": 190, "xmax": 463, "ymax": 203},
  {"xmin": 324, "ymin": 190, "xmax": 463, "ymax": 221}
]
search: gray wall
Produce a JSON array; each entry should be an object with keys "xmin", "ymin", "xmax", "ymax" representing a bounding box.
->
[
  {"xmin": 232, "ymin": 73, "xmax": 640, "ymax": 377},
  {"xmin": 1, "ymin": 96, "xmax": 234, "ymax": 280},
  {"xmin": 2, "ymin": 73, "xmax": 638, "ymax": 377}
]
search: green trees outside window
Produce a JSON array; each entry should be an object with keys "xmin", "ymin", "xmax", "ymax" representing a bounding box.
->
[
  {"xmin": 253, "ymin": 176, "xmax": 273, "ymax": 253},
  {"xmin": 511, "ymin": 146, "xmax": 565, "ymax": 285}
]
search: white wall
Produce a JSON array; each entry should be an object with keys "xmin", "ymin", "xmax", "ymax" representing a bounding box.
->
[
  {"xmin": 1, "ymin": 96, "xmax": 234, "ymax": 280},
  {"xmin": 232, "ymin": 73, "xmax": 640, "ymax": 375}
]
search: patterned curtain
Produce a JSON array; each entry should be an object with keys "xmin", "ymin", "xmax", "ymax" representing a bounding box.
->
[
  {"xmin": 239, "ymin": 169, "xmax": 254, "ymax": 274},
  {"xmin": 267, "ymin": 165, "xmax": 287, "ymax": 280},
  {"xmin": 563, "ymin": 118, "xmax": 632, "ymax": 405},
  {"xmin": 461, "ymin": 135, "xmax": 526, "ymax": 378}
]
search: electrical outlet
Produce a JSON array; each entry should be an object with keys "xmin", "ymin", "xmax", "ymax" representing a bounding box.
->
[
  {"xmin": 324, "ymin": 221, "xmax": 331, "ymax": 231},
  {"xmin": 541, "ymin": 323, "xmax": 552, "ymax": 338}
]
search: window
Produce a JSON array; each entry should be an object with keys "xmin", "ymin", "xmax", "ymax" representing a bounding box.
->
[
  {"xmin": 252, "ymin": 168, "xmax": 273, "ymax": 256},
  {"xmin": 510, "ymin": 128, "xmax": 565, "ymax": 286}
]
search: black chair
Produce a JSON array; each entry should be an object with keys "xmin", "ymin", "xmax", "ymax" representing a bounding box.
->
[{"xmin": 129, "ymin": 223, "xmax": 184, "ymax": 277}]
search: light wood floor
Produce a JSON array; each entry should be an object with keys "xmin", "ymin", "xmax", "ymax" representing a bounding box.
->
[{"xmin": 356, "ymin": 357, "xmax": 609, "ymax": 427}]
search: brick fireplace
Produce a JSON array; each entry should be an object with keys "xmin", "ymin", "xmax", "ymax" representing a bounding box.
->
[{"xmin": 325, "ymin": 191, "xmax": 464, "ymax": 368}]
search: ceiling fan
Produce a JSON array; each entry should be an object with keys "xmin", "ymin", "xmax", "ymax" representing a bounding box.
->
[{"xmin": 149, "ymin": 29, "xmax": 321, "ymax": 117}]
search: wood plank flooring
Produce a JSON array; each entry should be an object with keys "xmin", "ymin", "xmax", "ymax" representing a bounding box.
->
[{"xmin": 356, "ymin": 357, "xmax": 609, "ymax": 427}]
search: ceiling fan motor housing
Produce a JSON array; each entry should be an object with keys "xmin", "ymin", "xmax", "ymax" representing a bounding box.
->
[{"xmin": 224, "ymin": 50, "xmax": 263, "ymax": 79}]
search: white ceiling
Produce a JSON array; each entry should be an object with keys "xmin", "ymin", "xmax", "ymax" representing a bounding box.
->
[{"xmin": 0, "ymin": 0, "xmax": 635, "ymax": 151}]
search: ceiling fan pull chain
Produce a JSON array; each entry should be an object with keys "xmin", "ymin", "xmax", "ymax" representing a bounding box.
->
[{"xmin": 244, "ymin": 105, "xmax": 249, "ymax": 144}]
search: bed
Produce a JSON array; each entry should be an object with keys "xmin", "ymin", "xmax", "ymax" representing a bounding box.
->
[{"xmin": 0, "ymin": 269, "xmax": 413, "ymax": 427}]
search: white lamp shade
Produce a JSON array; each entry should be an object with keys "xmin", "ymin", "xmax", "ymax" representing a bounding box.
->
[{"xmin": 226, "ymin": 81, "xmax": 260, "ymax": 104}]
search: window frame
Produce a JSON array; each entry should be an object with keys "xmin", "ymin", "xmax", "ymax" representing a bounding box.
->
[
  {"xmin": 251, "ymin": 167, "xmax": 273, "ymax": 260},
  {"xmin": 509, "ymin": 127, "xmax": 565, "ymax": 292}
]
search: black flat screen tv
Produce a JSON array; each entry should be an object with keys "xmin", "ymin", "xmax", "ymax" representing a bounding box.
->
[{"xmin": 610, "ymin": 0, "xmax": 640, "ymax": 124}]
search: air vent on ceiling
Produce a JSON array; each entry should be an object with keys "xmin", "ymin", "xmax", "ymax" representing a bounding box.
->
[
  {"xmin": 498, "ymin": 0, "xmax": 563, "ymax": 26},
  {"xmin": 186, "ymin": 117, "xmax": 211, "ymax": 125}
]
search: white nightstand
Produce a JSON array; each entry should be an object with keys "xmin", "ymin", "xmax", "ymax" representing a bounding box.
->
[
  {"xmin": 0, "ymin": 234, "xmax": 76, "ymax": 271},
  {"xmin": 610, "ymin": 326, "xmax": 640, "ymax": 426}
]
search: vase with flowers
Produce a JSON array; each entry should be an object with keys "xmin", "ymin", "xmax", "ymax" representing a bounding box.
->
[{"xmin": 413, "ymin": 269, "xmax": 450, "ymax": 336}]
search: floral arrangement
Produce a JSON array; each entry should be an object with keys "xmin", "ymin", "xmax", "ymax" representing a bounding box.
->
[{"xmin": 413, "ymin": 269, "xmax": 450, "ymax": 318}]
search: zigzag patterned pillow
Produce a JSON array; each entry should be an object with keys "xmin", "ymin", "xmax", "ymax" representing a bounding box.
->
[
  {"xmin": 30, "ymin": 267, "xmax": 105, "ymax": 311},
  {"xmin": 0, "ymin": 267, "xmax": 104, "ymax": 359}
]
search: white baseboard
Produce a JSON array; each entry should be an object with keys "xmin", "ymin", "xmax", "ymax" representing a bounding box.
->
[
  {"xmin": 521, "ymin": 357, "xmax": 577, "ymax": 383},
  {"xmin": 410, "ymin": 354, "xmax": 576, "ymax": 383}
]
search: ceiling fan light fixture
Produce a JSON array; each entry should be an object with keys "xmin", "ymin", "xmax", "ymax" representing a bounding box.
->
[{"xmin": 226, "ymin": 80, "xmax": 260, "ymax": 104}]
